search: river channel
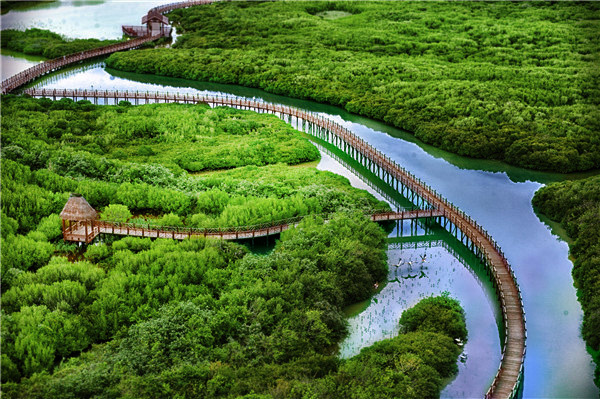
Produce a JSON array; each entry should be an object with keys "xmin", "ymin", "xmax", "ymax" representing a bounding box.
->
[{"xmin": 3, "ymin": 2, "xmax": 599, "ymax": 398}]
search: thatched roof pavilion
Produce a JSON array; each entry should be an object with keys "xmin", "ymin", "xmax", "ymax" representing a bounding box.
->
[
  {"xmin": 60, "ymin": 194, "xmax": 100, "ymax": 243},
  {"xmin": 60, "ymin": 193, "xmax": 98, "ymax": 221}
]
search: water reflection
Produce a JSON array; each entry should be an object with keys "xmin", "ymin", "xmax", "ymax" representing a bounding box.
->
[
  {"xmin": 0, "ymin": 51, "xmax": 44, "ymax": 80},
  {"xmin": 317, "ymin": 149, "xmax": 500, "ymax": 398},
  {"xmin": 340, "ymin": 240, "xmax": 500, "ymax": 398}
]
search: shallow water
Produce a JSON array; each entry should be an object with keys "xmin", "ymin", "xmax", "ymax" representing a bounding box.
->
[
  {"xmin": 3, "ymin": 3, "xmax": 599, "ymax": 396},
  {"xmin": 0, "ymin": 51, "xmax": 44, "ymax": 80},
  {"xmin": 1, "ymin": 0, "xmax": 170, "ymax": 40}
]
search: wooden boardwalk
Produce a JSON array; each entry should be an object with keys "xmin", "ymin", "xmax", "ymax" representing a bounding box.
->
[
  {"xmin": 65, "ymin": 210, "xmax": 442, "ymax": 243},
  {"xmin": 1, "ymin": 36, "xmax": 161, "ymax": 94},
  {"xmin": 26, "ymin": 88, "xmax": 526, "ymax": 399},
  {"xmin": 148, "ymin": 0, "xmax": 215, "ymax": 15}
]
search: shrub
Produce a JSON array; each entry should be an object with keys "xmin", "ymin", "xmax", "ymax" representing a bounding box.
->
[{"xmin": 100, "ymin": 204, "xmax": 132, "ymax": 223}]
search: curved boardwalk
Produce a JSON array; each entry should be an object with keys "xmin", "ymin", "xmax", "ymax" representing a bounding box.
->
[
  {"xmin": 1, "ymin": 36, "xmax": 160, "ymax": 94},
  {"xmin": 149, "ymin": 0, "xmax": 215, "ymax": 14},
  {"xmin": 0, "ymin": 0, "xmax": 213, "ymax": 94},
  {"xmin": 25, "ymin": 88, "xmax": 526, "ymax": 399}
]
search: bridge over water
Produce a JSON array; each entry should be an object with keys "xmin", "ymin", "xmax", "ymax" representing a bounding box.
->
[
  {"xmin": 3, "ymin": 0, "xmax": 526, "ymax": 396},
  {"xmin": 25, "ymin": 88, "xmax": 526, "ymax": 399},
  {"xmin": 64, "ymin": 209, "xmax": 442, "ymax": 243}
]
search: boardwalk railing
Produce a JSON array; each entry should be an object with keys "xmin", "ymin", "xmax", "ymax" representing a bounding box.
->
[
  {"xmin": 122, "ymin": 25, "xmax": 150, "ymax": 37},
  {"xmin": 89, "ymin": 209, "xmax": 441, "ymax": 242},
  {"xmin": 0, "ymin": 35, "xmax": 163, "ymax": 94},
  {"xmin": 149, "ymin": 0, "xmax": 216, "ymax": 14}
]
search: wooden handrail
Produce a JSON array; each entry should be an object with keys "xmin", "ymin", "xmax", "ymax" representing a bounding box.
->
[{"xmin": 87, "ymin": 209, "xmax": 438, "ymax": 238}]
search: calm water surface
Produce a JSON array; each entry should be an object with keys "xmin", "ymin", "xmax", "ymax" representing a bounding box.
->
[
  {"xmin": 317, "ymin": 148, "xmax": 500, "ymax": 398},
  {"xmin": 0, "ymin": 52, "xmax": 43, "ymax": 80},
  {"xmin": 3, "ymin": 2, "xmax": 599, "ymax": 397},
  {"xmin": 1, "ymin": 1, "xmax": 170, "ymax": 39}
]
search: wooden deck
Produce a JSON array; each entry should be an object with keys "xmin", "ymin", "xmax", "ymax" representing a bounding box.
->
[{"xmin": 63, "ymin": 222, "xmax": 100, "ymax": 243}]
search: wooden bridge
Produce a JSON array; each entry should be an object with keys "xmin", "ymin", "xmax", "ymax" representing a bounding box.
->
[
  {"xmin": 0, "ymin": 36, "xmax": 161, "ymax": 94},
  {"xmin": 148, "ymin": 0, "xmax": 215, "ymax": 15},
  {"xmin": 9, "ymin": 0, "xmax": 525, "ymax": 396},
  {"xmin": 0, "ymin": 0, "xmax": 215, "ymax": 95},
  {"xmin": 30, "ymin": 89, "xmax": 527, "ymax": 399},
  {"xmin": 64, "ymin": 210, "xmax": 442, "ymax": 243}
]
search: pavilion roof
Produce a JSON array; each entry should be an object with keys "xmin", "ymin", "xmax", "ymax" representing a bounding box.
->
[{"xmin": 60, "ymin": 194, "xmax": 98, "ymax": 221}]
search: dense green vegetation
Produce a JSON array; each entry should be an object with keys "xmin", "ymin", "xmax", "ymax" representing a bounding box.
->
[
  {"xmin": 398, "ymin": 295, "xmax": 468, "ymax": 340},
  {"xmin": 0, "ymin": 94, "xmax": 386, "ymax": 285},
  {"xmin": 0, "ymin": 94, "xmax": 386, "ymax": 287},
  {"xmin": 1, "ymin": 28, "xmax": 122, "ymax": 59},
  {"xmin": 1, "ymin": 93, "xmax": 384, "ymax": 238},
  {"xmin": 1, "ymin": 222, "xmax": 464, "ymax": 398},
  {"xmin": 0, "ymin": 1, "xmax": 57, "ymax": 15},
  {"xmin": 533, "ymin": 175, "xmax": 600, "ymax": 387},
  {"xmin": 96, "ymin": 101, "xmax": 319, "ymax": 172},
  {"xmin": 1, "ymin": 95, "xmax": 319, "ymax": 174},
  {"xmin": 1, "ymin": 94, "xmax": 465, "ymax": 397},
  {"xmin": 1, "ymin": 117, "xmax": 383, "ymax": 241},
  {"xmin": 104, "ymin": 1, "xmax": 600, "ymax": 172}
]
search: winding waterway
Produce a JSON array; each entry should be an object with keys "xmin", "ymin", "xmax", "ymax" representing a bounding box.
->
[{"xmin": 3, "ymin": 2, "xmax": 599, "ymax": 398}]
